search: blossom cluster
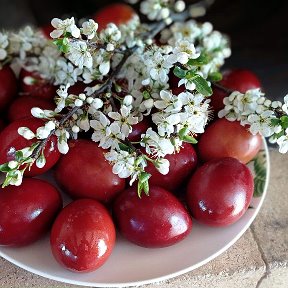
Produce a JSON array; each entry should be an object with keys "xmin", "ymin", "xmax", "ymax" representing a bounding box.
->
[
  {"xmin": 219, "ymin": 89, "xmax": 288, "ymax": 153},
  {"xmin": 0, "ymin": 1, "xmax": 283, "ymax": 193}
]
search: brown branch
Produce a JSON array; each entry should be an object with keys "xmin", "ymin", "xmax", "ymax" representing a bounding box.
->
[
  {"xmin": 29, "ymin": 1, "xmax": 212, "ymax": 161},
  {"xmin": 212, "ymin": 82, "xmax": 234, "ymax": 94},
  {"xmin": 30, "ymin": 46, "xmax": 137, "ymax": 160}
]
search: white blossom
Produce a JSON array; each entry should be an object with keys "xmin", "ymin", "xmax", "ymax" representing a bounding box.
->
[
  {"xmin": 9, "ymin": 26, "xmax": 43, "ymax": 60},
  {"xmin": 152, "ymin": 112, "xmax": 181, "ymax": 137},
  {"xmin": 99, "ymin": 61, "xmax": 110, "ymax": 75},
  {"xmin": 139, "ymin": 98, "xmax": 154, "ymax": 115},
  {"xmin": 100, "ymin": 23, "xmax": 121, "ymax": 42},
  {"xmin": 168, "ymin": 20, "xmax": 202, "ymax": 45},
  {"xmin": 276, "ymin": 129, "xmax": 288, "ymax": 153},
  {"xmin": 101, "ymin": 122, "xmax": 125, "ymax": 149},
  {"xmin": 108, "ymin": 106, "xmax": 138, "ymax": 137},
  {"xmin": 9, "ymin": 170, "xmax": 23, "ymax": 186},
  {"xmin": 178, "ymin": 78, "xmax": 196, "ymax": 91},
  {"xmin": 282, "ymin": 95, "xmax": 288, "ymax": 113},
  {"xmin": 123, "ymin": 95, "xmax": 133, "ymax": 106},
  {"xmin": 219, "ymin": 92, "xmax": 245, "ymax": 122},
  {"xmin": 36, "ymin": 155, "xmax": 46, "ymax": 169},
  {"xmin": 77, "ymin": 112, "xmax": 90, "ymax": 132},
  {"xmin": 72, "ymin": 125, "xmax": 80, "ymax": 133},
  {"xmin": 140, "ymin": 0, "xmax": 170, "ymax": 21},
  {"xmin": 174, "ymin": 1, "xmax": 185, "ymax": 12},
  {"xmin": 154, "ymin": 158, "xmax": 170, "ymax": 175},
  {"xmin": 0, "ymin": 32, "xmax": 8, "ymax": 60},
  {"xmin": 106, "ymin": 43, "xmax": 115, "ymax": 52},
  {"xmin": 81, "ymin": 19, "xmax": 98, "ymax": 39},
  {"xmin": 235, "ymin": 89, "xmax": 263, "ymax": 115},
  {"xmin": 66, "ymin": 40, "xmax": 93, "ymax": 69},
  {"xmin": 55, "ymin": 128, "xmax": 70, "ymax": 154},
  {"xmin": 55, "ymin": 58, "xmax": 82, "ymax": 85},
  {"xmin": 8, "ymin": 160, "xmax": 19, "ymax": 169},
  {"xmin": 154, "ymin": 90, "xmax": 183, "ymax": 113},
  {"xmin": 105, "ymin": 150, "xmax": 136, "ymax": 178},
  {"xmin": 18, "ymin": 127, "xmax": 35, "ymax": 140},
  {"xmin": 141, "ymin": 128, "xmax": 175, "ymax": 157},
  {"xmin": 50, "ymin": 17, "xmax": 80, "ymax": 38},
  {"xmin": 177, "ymin": 92, "xmax": 209, "ymax": 134},
  {"xmin": 36, "ymin": 121, "xmax": 56, "ymax": 139},
  {"xmin": 248, "ymin": 110, "xmax": 275, "ymax": 137},
  {"xmin": 90, "ymin": 112, "xmax": 113, "ymax": 148},
  {"xmin": 74, "ymin": 99, "xmax": 83, "ymax": 107},
  {"xmin": 168, "ymin": 40, "xmax": 200, "ymax": 65},
  {"xmin": 145, "ymin": 50, "xmax": 173, "ymax": 83},
  {"xmin": 31, "ymin": 107, "xmax": 45, "ymax": 118},
  {"xmin": 55, "ymin": 84, "xmax": 70, "ymax": 112}
]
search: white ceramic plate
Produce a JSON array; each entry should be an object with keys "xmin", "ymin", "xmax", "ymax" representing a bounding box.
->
[{"xmin": 0, "ymin": 140, "xmax": 270, "ymax": 287}]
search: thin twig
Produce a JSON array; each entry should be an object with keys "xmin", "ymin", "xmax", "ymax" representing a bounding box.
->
[
  {"xmin": 29, "ymin": 1, "xmax": 210, "ymax": 161},
  {"xmin": 31, "ymin": 47, "xmax": 137, "ymax": 160},
  {"xmin": 212, "ymin": 82, "xmax": 234, "ymax": 94}
]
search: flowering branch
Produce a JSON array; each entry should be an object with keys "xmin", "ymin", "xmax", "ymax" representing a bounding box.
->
[{"xmin": 3, "ymin": 0, "xmax": 285, "ymax": 195}]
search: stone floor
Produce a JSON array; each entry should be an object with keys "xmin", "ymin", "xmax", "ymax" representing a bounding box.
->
[{"xmin": 0, "ymin": 149, "xmax": 287, "ymax": 287}]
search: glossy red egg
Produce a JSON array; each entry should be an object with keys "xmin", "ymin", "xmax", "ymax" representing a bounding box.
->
[
  {"xmin": 54, "ymin": 139, "xmax": 125, "ymax": 203},
  {"xmin": 0, "ymin": 65, "xmax": 18, "ymax": 110},
  {"xmin": 0, "ymin": 117, "xmax": 61, "ymax": 176},
  {"xmin": 127, "ymin": 117, "xmax": 150, "ymax": 142},
  {"xmin": 19, "ymin": 69, "xmax": 57, "ymax": 101},
  {"xmin": 0, "ymin": 178, "xmax": 62, "ymax": 246},
  {"xmin": 93, "ymin": 3, "xmax": 137, "ymax": 31},
  {"xmin": 145, "ymin": 142, "xmax": 198, "ymax": 191},
  {"xmin": 113, "ymin": 186, "xmax": 192, "ymax": 248},
  {"xmin": 198, "ymin": 118, "xmax": 262, "ymax": 164},
  {"xmin": 7, "ymin": 96, "xmax": 55, "ymax": 122},
  {"xmin": 211, "ymin": 69, "xmax": 261, "ymax": 113},
  {"xmin": 186, "ymin": 157, "xmax": 254, "ymax": 227},
  {"xmin": 50, "ymin": 199, "xmax": 116, "ymax": 272}
]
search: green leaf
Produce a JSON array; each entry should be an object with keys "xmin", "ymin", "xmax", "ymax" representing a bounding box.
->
[
  {"xmin": 182, "ymin": 135, "xmax": 198, "ymax": 144},
  {"xmin": 138, "ymin": 171, "xmax": 151, "ymax": 184},
  {"xmin": 118, "ymin": 142, "xmax": 130, "ymax": 152},
  {"xmin": 191, "ymin": 74, "xmax": 212, "ymax": 96},
  {"xmin": 53, "ymin": 38, "xmax": 69, "ymax": 53},
  {"xmin": 137, "ymin": 172, "xmax": 151, "ymax": 198},
  {"xmin": 187, "ymin": 53, "xmax": 210, "ymax": 66},
  {"xmin": 271, "ymin": 118, "xmax": 281, "ymax": 126},
  {"xmin": 15, "ymin": 151, "xmax": 24, "ymax": 162},
  {"xmin": 142, "ymin": 90, "xmax": 151, "ymax": 100},
  {"xmin": 179, "ymin": 127, "xmax": 189, "ymax": 138},
  {"xmin": 0, "ymin": 163, "xmax": 11, "ymax": 173},
  {"xmin": 173, "ymin": 66, "xmax": 187, "ymax": 79},
  {"xmin": 280, "ymin": 116, "xmax": 288, "ymax": 129},
  {"xmin": 137, "ymin": 180, "xmax": 150, "ymax": 197},
  {"xmin": 253, "ymin": 151, "xmax": 267, "ymax": 197},
  {"xmin": 142, "ymin": 180, "xmax": 149, "ymax": 196},
  {"xmin": 208, "ymin": 72, "xmax": 223, "ymax": 82}
]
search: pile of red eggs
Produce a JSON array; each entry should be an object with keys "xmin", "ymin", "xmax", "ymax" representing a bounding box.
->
[{"xmin": 0, "ymin": 3, "xmax": 263, "ymax": 273}]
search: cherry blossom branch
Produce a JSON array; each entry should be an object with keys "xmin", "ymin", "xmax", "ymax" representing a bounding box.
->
[{"xmin": 30, "ymin": 46, "xmax": 138, "ymax": 160}]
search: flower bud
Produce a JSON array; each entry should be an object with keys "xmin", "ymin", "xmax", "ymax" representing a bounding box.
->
[
  {"xmin": 75, "ymin": 99, "xmax": 83, "ymax": 107},
  {"xmin": 72, "ymin": 125, "xmax": 80, "ymax": 133},
  {"xmin": 8, "ymin": 160, "xmax": 18, "ymax": 169},
  {"xmin": 175, "ymin": 1, "xmax": 185, "ymax": 12}
]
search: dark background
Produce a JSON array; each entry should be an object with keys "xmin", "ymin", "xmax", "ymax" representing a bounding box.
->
[{"xmin": 0, "ymin": 0, "xmax": 287, "ymax": 100}]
